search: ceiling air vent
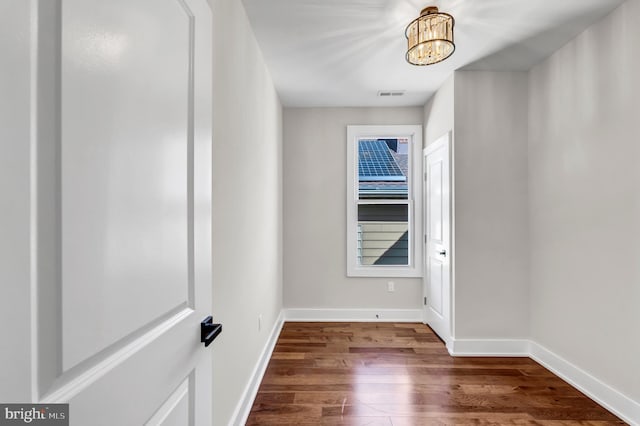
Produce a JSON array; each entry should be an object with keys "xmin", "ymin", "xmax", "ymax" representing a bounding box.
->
[{"xmin": 377, "ymin": 90, "xmax": 405, "ymax": 97}]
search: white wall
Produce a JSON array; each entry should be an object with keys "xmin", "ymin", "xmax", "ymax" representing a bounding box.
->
[
  {"xmin": 423, "ymin": 75, "xmax": 454, "ymax": 147},
  {"xmin": 424, "ymin": 72, "xmax": 530, "ymax": 340},
  {"xmin": 529, "ymin": 0, "xmax": 640, "ymax": 403},
  {"xmin": 283, "ymin": 108, "xmax": 423, "ymax": 312},
  {"xmin": 209, "ymin": 0, "xmax": 283, "ymax": 424},
  {"xmin": 452, "ymin": 71, "xmax": 530, "ymax": 339}
]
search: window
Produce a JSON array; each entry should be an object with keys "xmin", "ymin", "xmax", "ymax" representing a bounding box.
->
[{"xmin": 346, "ymin": 125, "xmax": 423, "ymax": 277}]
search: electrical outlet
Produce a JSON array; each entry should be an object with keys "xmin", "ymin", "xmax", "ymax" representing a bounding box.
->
[{"xmin": 387, "ymin": 281, "xmax": 395, "ymax": 292}]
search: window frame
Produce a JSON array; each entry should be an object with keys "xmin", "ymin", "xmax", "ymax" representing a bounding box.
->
[{"xmin": 346, "ymin": 125, "xmax": 423, "ymax": 278}]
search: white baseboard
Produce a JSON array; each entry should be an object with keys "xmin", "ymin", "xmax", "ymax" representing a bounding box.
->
[
  {"xmin": 229, "ymin": 310, "xmax": 284, "ymax": 426},
  {"xmin": 530, "ymin": 342, "xmax": 640, "ymax": 426},
  {"xmin": 283, "ymin": 308, "xmax": 424, "ymax": 322},
  {"xmin": 449, "ymin": 338, "xmax": 530, "ymax": 357},
  {"xmin": 449, "ymin": 338, "xmax": 639, "ymax": 424}
]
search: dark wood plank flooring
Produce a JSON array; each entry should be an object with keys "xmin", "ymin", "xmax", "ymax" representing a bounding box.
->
[{"xmin": 246, "ymin": 322, "xmax": 624, "ymax": 425}]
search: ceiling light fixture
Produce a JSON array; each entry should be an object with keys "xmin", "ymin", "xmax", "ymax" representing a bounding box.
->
[{"xmin": 405, "ymin": 6, "xmax": 455, "ymax": 66}]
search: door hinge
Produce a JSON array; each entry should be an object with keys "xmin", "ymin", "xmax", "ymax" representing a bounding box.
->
[
  {"xmin": 424, "ymin": 234, "xmax": 427, "ymax": 244},
  {"xmin": 424, "ymin": 173, "xmax": 427, "ymax": 182},
  {"xmin": 424, "ymin": 296, "xmax": 427, "ymax": 306}
]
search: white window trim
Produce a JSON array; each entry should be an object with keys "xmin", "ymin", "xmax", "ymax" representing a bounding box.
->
[{"xmin": 346, "ymin": 125, "xmax": 423, "ymax": 278}]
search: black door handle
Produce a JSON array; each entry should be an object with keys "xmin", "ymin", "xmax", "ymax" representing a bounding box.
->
[{"xmin": 201, "ymin": 316, "xmax": 222, "ymax": 347}]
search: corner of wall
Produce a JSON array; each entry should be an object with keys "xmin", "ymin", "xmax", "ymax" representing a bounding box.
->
[{"xmin": 228, "ymin": 310, "xmax": 285, "ymax": 426}]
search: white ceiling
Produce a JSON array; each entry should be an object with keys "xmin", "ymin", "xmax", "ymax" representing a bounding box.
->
[{"xmin": 240, "ymin": 0, "xmax": 625, "ymax": 107}]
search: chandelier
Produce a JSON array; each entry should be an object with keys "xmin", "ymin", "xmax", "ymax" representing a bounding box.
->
[{"xmin": 405, "ymin": 6, "xmax": 455, "ymax": 66}]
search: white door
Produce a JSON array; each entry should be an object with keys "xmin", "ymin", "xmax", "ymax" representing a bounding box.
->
[
  {"xmin": 1, "ymin": 0, "xmax": 214, "ymax": 424},
  {"xmin": 423, "ymin": 133, "xmax": 452, "ymax": 349}
]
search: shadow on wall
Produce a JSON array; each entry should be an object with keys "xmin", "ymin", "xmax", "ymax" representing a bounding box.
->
[{"xmin": 374, "ymin": 231, "xmax": 409, "ymax": 265}]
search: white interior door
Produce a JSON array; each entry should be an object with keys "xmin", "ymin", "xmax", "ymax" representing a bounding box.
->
[
  {"xmin": 1, "ymin": 0, "xmax": 214, "ymax": 424},
  {"xmin": 423, "ymin": 133, "xmax": 452, "ymax": 349}
]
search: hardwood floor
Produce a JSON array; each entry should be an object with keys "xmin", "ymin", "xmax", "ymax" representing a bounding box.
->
[{"xmin": 246, "ymin": 322, "xmax": 624, "ymax": 425}]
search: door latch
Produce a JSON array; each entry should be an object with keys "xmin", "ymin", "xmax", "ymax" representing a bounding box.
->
[{"xmin": 201, "ymin": 316, "xmax": 222, "ymax": 347}]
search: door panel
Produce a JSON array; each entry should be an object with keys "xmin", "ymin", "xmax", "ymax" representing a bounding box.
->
[
  {"xmin": 61, "ymin": 0, "xmax": 193, "ymax": 371},
  {"xmin": 0, "ymin": 0, "xmax": 32, "ymax": 403},
  {"xmin": 428, "ymin": 161, "xmax": 443, "ymax": 243},
  {"xmin": 423, "ymin": 133, "xmax": 451, "ymax": 348},
  {"xmin": 64, "ymin": 317, "xmax": 201, "ymax": 424},
  {"xmin": 23, "ymin": 0, "xmax": 213, "ymax": 424},
  {"xmin": 145, "ymin": 378, "xmax": 190, "ymax": 426},
  {"xmin": 428, "ymin": 258, "xmax": 444, "ymax": 316}
]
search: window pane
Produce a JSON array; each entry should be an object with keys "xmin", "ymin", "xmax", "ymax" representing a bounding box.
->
[
  {"xmin": 357, "ymin": 204, "xmax": 409, "ymax": 266},
  {"xmin": 358, "ymin": 138, "xmax": 409, "ymax": 200}
]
